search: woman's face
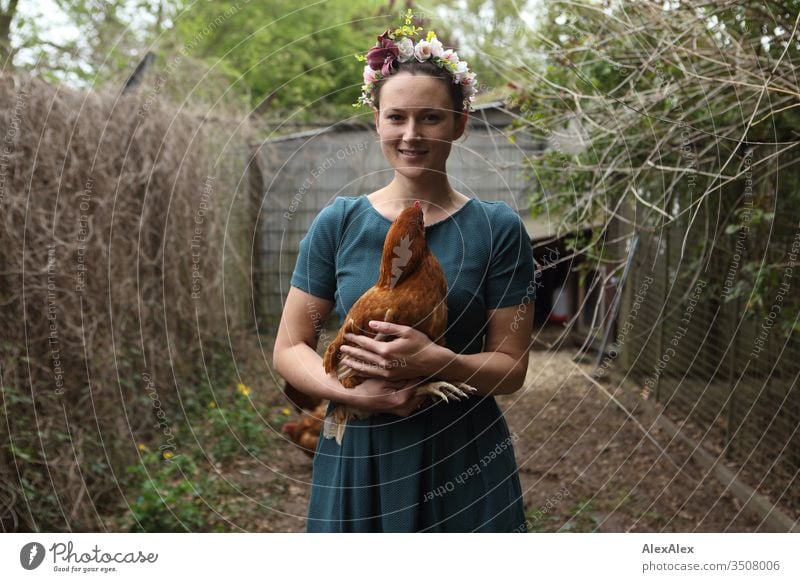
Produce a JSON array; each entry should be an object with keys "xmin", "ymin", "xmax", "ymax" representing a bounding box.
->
[{"xmin": 373, "ymin": 72, "xmax": 467, "ymax": 180}]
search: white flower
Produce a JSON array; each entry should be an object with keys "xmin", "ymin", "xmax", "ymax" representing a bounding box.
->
[
  {"xmin": 352, "ymin": 26, "xmax": 478, "ymax": 112},
  {"xmin": 442, "ymin": 49, "xmax": 459, "ymax": 65},
  {"xmin": 414, "ymin": 40, "xmax": 432, "ymax": 61},
  {"xmin": 463, "ymin": 80, "xmax": 478, "ymax": 98},
  {"xmin": 429, "ymin": 36, "xmax": 444, "ymax": 59},
  {"xmin": 452, "ymin": 60, "xmax": 469, "ymax": 82},
  {"xmin": 397, "ymin": 37, "xmax": 414, "ymax": 62}
]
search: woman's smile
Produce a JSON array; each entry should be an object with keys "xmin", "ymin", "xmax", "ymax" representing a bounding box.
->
[
  {"xmin": 373, "ymin": 72, "xmax": 467, "ymax": 179},
  {"xmin": 398, "ymin": 147, "xmax": 428, "ymax": 159}
]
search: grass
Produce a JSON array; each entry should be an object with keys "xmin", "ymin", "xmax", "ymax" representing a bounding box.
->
[
  {"xmin": 525, "ymin": 497, "xmax": 604, "ymax": 532},
  {"xmin": 118, "ymin": 357, "xmax": 292, "ymax": 532}
]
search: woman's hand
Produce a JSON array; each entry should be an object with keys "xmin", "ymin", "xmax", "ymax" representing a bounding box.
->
[
  {"xmin": 341, "ymin": 376, "xmax": 428, "ymax": 417},
  {"xmin": 338, "ymin": 320, "xmax": 448, "ymax": 382}
]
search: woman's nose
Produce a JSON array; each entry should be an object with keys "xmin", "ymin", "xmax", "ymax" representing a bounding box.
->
[{"xmin": 403, "ymin": 119, "xmax": 422, "ymax": 141}]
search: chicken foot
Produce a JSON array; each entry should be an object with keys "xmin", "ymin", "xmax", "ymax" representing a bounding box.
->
[
  {"xmin": 322, "ymin": 380, "xmax": 477, "ymax": 445},
  {"xmin": 414, "ymin": 380, "xmax": 476, "ymax": 403}
]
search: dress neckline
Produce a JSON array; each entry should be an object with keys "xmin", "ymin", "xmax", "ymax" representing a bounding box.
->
[{"xmin": 360, "ymin": 193, "xmax": 473, "ymax": 229}]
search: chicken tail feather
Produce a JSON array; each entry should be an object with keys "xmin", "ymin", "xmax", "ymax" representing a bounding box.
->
[
  {"xmin": 323, "ymin": 406, "xmax": 349, "ymax": 445},
  {"xmin": 337, "ymin": 360, "xmax": 356, "ymax": 379}
]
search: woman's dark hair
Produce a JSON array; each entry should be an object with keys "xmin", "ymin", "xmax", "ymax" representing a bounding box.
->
[{"xmin": 372, "ymin": 59, "xmax": 466, "ymax": 115}]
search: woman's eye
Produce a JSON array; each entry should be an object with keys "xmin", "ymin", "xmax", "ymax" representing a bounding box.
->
[{"xmin": 385, "ymin": 114, "xmax": 440, "ymax": 121}]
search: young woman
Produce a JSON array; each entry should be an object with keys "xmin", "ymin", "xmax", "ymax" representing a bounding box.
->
[{"xmin": 273, "ymin": 20, "xmax": 535, "ymax": 532}]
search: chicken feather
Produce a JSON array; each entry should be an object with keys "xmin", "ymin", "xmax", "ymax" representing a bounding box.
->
[{"xmin": 322, "ymin": 200, "xmax": 475, "ymax": 444}]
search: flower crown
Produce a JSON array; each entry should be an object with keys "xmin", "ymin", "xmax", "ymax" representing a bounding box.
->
[{"xmin": 353, "ymin": 9, "xmax": 478, "ymax": 111}]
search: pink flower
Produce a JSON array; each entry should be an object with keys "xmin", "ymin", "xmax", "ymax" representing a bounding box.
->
[
  {"xmin": 363, "ymin": 65, "xmax": 378, "ymax": 84},
  {"xmin": 366, "ymin": 31, "xmax": 399, "ymax": 77}
]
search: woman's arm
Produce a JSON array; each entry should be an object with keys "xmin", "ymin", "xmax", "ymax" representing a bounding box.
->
[
  {"xmin": 272, "ymin": 286, "xmax": 343, "ymax": 403},
  {"xmin": 273, "ymin": 286, "xmax": 427, "ymax": 414},
  {"xmin": 433, "ymin": 303, "xmax": 533, "ymax": 395},
  {"xmin": 338, "ymin": 301, "xmax": 534, "ymax": 396}
]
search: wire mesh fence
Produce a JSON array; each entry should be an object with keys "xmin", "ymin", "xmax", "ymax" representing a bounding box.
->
[{"xmin": 619, "ymin": 194, "xmax": 800, "ymax": 520}]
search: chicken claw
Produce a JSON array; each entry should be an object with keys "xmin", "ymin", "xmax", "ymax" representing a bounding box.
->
[
  {"xmin": 416, "ymin": 381, "xmax": 477, "ymax": 403},
  {"xmin": 322, "ymin": 381, "xmax": 476, "ymax": 445}
]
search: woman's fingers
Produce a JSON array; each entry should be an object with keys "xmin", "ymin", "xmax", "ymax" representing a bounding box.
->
[
  {"xmin": 392, "ymin": 393, "xmax": 427, "ymax": 418},
  {"xmin": 346, "ymin": 376, "xmax": 428, "ymax": 416},
  {"xmin": 340, "ymin": 337, "xmax": 413, "ymax": 380},
  {"xmin": 368, "ymin": 320, "xmax": 412, "ymax": 336},
  {"xmin": 348, "ymin": 377, "xmax": 405, "ymax": 409},
  {"xmin": 341, "ymin": 356, "xmax": 388, "ymax": 379},
  {"xmin": 342, "ymin": 355, "xmax": 409, "ymax": 379},
  {"xmin": 340, "ymin": 343, "xmax": 384, "ymax": 366},
  {"xmin": 342, "ymin": 328, "xmax": 439, "ymax": 380},
  {"xmin": 343, "ymin": 332, "xmax": 387, "ymax": 355}
]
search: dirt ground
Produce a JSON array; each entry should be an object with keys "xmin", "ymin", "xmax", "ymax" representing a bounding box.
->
[{"xmin": 233, "ymin": 326, "xmax": 770, "ymax": 532}]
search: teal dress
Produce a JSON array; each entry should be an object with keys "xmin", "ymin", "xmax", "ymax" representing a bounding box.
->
[{"xmin": 290, "ymin": 194, "xmax": 535, "ymax": 532}]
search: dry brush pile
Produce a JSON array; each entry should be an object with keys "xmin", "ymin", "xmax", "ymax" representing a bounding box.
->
[
  {"xmin": 512, "ymin": 0, "xmax": 800, "ymax": 274},
  {"xmin": 0, "ymin": 72, "xmax": 253, "ymax": 531}
]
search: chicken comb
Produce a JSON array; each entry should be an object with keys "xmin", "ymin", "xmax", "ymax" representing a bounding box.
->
[{"xmin": 414, "ymin": 200, "xmax": 421, "ymax": 209}]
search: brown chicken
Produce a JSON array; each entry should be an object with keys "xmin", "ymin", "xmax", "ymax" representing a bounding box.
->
[
  {"xmin": 283, "ymin": 380, "xmax": 322, "ymax": 412},
  {"xmin": 322, "ymin": 200, "xmax": 475, "ymax": 443},
  {"xmin": 281, "ymin": 402, "xmax": 328, "ymax": 458}
]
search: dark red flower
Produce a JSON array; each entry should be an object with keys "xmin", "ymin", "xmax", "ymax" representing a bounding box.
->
[{"xmin": 366, "ymin": 30, "xmax": 399, "ymax": 77}]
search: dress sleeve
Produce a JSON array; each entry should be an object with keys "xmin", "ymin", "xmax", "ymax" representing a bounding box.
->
[
  {"xmin": 485, "ymin": 202, "xmax": 535, "ymax": 310},
  {"xmin": 289, "ymin": 198, "xmax": 343, "ymax": 301}
]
